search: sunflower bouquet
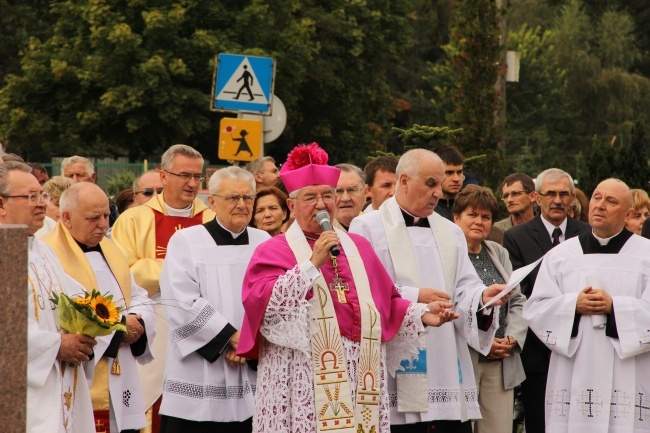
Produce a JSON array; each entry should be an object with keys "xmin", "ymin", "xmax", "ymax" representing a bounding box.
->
[{"xmin": 51, "ymin": 289, "xmax": 127, "ymax": 337}]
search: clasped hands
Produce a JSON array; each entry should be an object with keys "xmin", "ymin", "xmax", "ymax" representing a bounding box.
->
[
  {"xmin": 576, "ymin": 286, "xmax": 612, "ymax": 315},
  {"xmin": 225, "ymin": 331, "xmax": 247, "ymax": 368},
  {"xmin": 487, "ymin": 336, "xmax": 518, "ymax": 359}
]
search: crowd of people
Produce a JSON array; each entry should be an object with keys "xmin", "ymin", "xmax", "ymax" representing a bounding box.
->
[{"xmin": 0, "ymin": 141, "xmax": 649, "ymax": 433}]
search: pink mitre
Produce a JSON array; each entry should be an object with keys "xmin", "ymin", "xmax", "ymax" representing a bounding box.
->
[{"xmin": 279, "ymin": 142, "xmax": 341, "ymax": 193}]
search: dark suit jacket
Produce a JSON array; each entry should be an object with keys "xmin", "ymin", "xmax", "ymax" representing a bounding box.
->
[{"xmin": 504, "ymin": 214, "xmax": 591, "ymax": 372}]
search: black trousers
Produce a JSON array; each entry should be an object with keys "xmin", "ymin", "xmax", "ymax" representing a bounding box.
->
[
  {"xmin": 160, "ymin": 415, "xmax": 253, "ymax": 433},
  {"xmin": 391, "ymin": 420, "xmax": 473, "ymax": 433},
  {"xmin": 521, "ymin": 371, "xmax": 547, "ymax": 433}
]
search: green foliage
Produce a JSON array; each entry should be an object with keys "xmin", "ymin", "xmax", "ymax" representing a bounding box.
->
[
  {"xmin": 0, "ymin": 0, "xmax": 414, "ymax": 168},
  {"xmin": 105, "ymin": 171, "xmax": 136, "ymax": 201},
  {"xmin": 581, "ymin": 122, "xmax": 650, "ymax": 194},
  {"xmin": 393, "ymin": 124, "xmax": 463, "ymax": 150}
]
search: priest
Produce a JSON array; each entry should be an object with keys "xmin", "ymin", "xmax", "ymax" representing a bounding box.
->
[
  {"xmin": 111, "ymin": 144, "xmax": 215, "ymax": 432},
  {"xmin": 159, "ymin": 166, "xmax": 270, "ymax": 432},
  {"xmin": 43, "ymin": 182, "xmax": 156, "ymax": 433},
  {"xmin": 524, "ymin": 178, "xmax": 650, "ymax": 433},
  {"xmin": 349, "ymin": 148, "xmax": 507, "ymax": 433},
  {"xmin": 238, "ymin": 143, "xmax": 459, "ymax": 433},
  {"xmin": 0, "ymin": 162, "xmax": 96, "ymax": 433}
]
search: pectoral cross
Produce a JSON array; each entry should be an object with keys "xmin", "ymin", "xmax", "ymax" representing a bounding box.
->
[{"xmin": 329, "ymin": 277, "xmax": 349, "ymax": 303}]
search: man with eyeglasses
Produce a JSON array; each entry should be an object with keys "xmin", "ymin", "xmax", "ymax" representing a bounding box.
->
[
  {"xmin": 334, "ymin": 163, "xmax": 366, "ymax": 230},
  {"xmin": 494, "ymin": 173, "xmax": 538, "ymax": 232},
  {"xmin": 433, "ymin": 146, "xmax": 465, "ymax": 221},
  {"xmin": 238, "ymin": 143, "xmax": 459, "ymax": 433},
  {"xmin": 0, "ymin": 162, "xmax": 96, "ymax": 433},
  {"xmin": 159, "ymin": 166, "xmax": 269, "ymax": 433},
  {"xmin": 132, "ymin": 170, "xmax": 164, "ymax": 206},
  {"xmin": 504, "ymin": 168, "xmax": 590, "ymax": 433},
  {"xmin": 43, "ymin": 182, "xmax": 156, "ymax": 433},
  {"xmin": 111, "ymin": 144, "xmax": 216, "ymax": 433},
  {"xmin": 351, "ymin": 149, "xmax": 509, "ymax": 433}
]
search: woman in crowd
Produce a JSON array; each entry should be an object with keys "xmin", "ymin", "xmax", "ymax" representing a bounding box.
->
[
  {"xmin": 42, "ymin": 176, "xmax": 74, "ymax": 222},
  {"xmin": 453, "ymin": 184, "xmax": 527, "ymax": 433},
  {"xmin": 624, "ymin": 188, "xmax": 649, "ymax": 235},
  {"xmin": 251, "ymin": 186, "xmax": 289, "ymax": 237}
]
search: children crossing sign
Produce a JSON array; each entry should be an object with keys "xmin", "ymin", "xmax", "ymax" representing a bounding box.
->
[
  {"xmin": 211, "ymin": 54, "xmax": 275, "ymax": 115},
  {"xmin": 218, "ymin": 118, "xmax": 263, "ymax": 162}
]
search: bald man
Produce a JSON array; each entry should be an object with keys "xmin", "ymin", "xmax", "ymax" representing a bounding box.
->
[{"xmin": 524, "ymin": 179, "xmax": 650, "ymax": 433}]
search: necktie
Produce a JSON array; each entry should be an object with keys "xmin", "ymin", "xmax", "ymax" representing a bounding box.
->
[{"xmin": 552, "ymin": 227, "xmax": 562, "ymax": 246}]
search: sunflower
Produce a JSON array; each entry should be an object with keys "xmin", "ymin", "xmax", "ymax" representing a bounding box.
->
[
  {"xmin": 72, "ymin": 296, "xmax": 91, "ymax": 306},
  {"xmin": 90, "ymin": 294, "xmax": 121, "ymax": 325}
]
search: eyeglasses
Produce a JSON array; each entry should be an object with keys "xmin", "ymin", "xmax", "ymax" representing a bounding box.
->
[
  {"xmin": 501, "ymin": 190, "xmax": 527, "ymax": 201},
  {"xmin": 212, "ymin": 194, "xmax": 255, "ymax": 204},
  {"xmin": 135, "ymin": 187, "xmax": 163, "ymax": 197},
  {"xmin": 2, "ymin": 191, "xmax": 51, "ymax": 206},
  {"xmin": 335, "ymin": 186, "xmax": 363, "ymax": 197},
  {"xmin": 164, "ymin": 170, "xmax": 205, "ymax": 183},
  {"xmin": 293, "ymin": 193, "xmax": 336, "ymax": 205},
  {"xmin": 539, "ymin": 191, "xmax": 572, "ymax": 200}
]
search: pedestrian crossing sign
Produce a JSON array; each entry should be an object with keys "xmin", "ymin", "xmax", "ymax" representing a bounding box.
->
[
  {"xmin": 218, "ymin": 118, "xmax": 263, "ymax": 162},
  {"xmin": 212, "ymin": 54, "xmax": 275, "ymax": 115}
]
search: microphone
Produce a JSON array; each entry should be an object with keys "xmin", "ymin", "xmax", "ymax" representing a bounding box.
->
[{"xmin": 316, "ymin": 210, "xmax": 340, "ymax": 256}]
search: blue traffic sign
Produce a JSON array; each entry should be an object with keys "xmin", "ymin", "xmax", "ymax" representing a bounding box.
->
[{"xmin": 212, "ymin": 54, "xmax": 275, "ymax": 115}]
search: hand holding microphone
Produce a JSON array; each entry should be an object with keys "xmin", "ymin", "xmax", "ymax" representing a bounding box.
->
[
  {"xmin": 309, "ymin": 211, "xmax": 341, "ymax": 269},
  {"xmin": 316, "ymin": 210, "xmax": 340, "ymax": 256}
]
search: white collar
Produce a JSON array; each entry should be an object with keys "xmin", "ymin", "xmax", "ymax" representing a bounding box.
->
[
  {"xmin": 541, "ymin": 215, "xmax": 568, "ymax": 242},
  {"xmin": 164, "ymin": 201, "xmax": 194, "ymax": 217},
  {"xmin": 215, "ymin": 217, "xmax": 246, "ymax": 239},
  {"xmin": 592, "ymin": 229, "xmax": 624, "ymax": 246}
]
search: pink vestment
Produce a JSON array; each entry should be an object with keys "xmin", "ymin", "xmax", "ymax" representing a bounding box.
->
[{"xmin": 238, "ymin": 231, "xmax": 411, "ymax": 359}]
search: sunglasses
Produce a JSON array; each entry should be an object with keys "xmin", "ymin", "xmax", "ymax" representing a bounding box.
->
[{"xmin": 135, "ymin": 187, "xmax": 163, "ymax": 197}]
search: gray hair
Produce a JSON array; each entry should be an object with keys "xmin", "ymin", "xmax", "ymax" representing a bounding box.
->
[
  {"xmin": 335, "ymin": 163, "xmax": 366, "ymax": 184},
  {"xmin": 535, "ymin": 168, "xmax": 575, "ymax": 193},
  {"xmin": 42, "ymin": 176, "xmax": 74, "ymax": 201},
  {"xmin": 246, "ymin": 156, "xmax": 276, "ymax": 175},
  {"xmin": 61, "ymin": 156, "xmax": 95, "ymax": 175},
  {"xmin": 0, "ymin": 161, "xmax": 32, "ymax": 197},
  {"xmin": 59, "ymin": 184, "xmax": 80, "ymax": 213},
  {"xmin": 208, "ymin": 166, "xmax": 256, "ymax": 194},
  {"xmin": 161, "ymin": 144, "xmax": 203, "ymax": 171},
  {"xmin": 396, "ymin": 148, "xmax": 442, "ymax": 180},
  {"xmin": 133, "ymin": 170, "xmax": 160, "ymax": 191}
]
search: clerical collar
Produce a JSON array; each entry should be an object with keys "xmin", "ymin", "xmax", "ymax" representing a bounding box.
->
[
  {"xmin": 203, "ymin": 218, "xmax": 249, "ymax": 246},
  {"xmin": 75, "ymin": 239, "xmax": 103, "ymax": 254},
  {"xmin": 399, "ymin": 207, "xmax": 430, "ymax": 228},
  {"xmin": 578, "ymin": 228, "xmax": 633, "ymax": 254},
  {"xmin": 165, "ymin": 201, "xmax": 194, "ymax": 217},
  {"xmin": 541, "ymin": 215, "xmax": 568, "ymax": 243}
]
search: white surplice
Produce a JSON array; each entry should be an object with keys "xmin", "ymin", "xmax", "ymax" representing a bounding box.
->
[
  {"xmin": 254, "ymin": 261, "xmax": 428, "ymax": 433},
  {"xmin": 349, "ymin": 197, "xmax": 498, "ymax": 423},
  {"xmin": 523, "ymin": 234, "xmax": 650, "ymax": 433},
  {"xmin": 159, "ymin": 224, "xmax": 270, "ymax": 422},
  {"xmin": 27, "ymin": 238, "xmax": 95, "ymax": 433},
  {"xmin": 82, "ymin": 252, "xmax": 156, "ymax": 432}
]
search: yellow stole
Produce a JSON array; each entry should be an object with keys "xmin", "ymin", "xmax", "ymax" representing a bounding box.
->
[{"xmin": 42, "ymin": 222, "xmax": 133, "ymax": 411}]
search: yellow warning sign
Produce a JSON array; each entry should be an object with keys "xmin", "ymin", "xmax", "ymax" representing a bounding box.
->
[{"xmin": 218, "ymin": 118, "xmax": 263, "ymax": 162}]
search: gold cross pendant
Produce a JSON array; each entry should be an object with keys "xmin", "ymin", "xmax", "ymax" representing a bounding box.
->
[{"xmin": 329, "ymin": 277, "xmax": 349, "ymax": 303}]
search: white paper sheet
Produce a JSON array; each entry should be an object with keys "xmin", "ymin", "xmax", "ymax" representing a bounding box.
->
[{"xmin": 480, "ymin": 257, "xmax": 543, "ymax": 310}]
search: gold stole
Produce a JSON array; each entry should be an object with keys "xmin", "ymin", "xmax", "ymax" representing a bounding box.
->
[
  {"xmin": 42, "ymin": 222, "xmax": 133, "ymax": 412},
  {"xmin": 285, "ymin": 222, "xmax": 381, "ymax": 433}
]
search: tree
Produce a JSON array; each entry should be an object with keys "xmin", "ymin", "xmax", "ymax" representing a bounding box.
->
[
  {"xmin": 441, "ymin": 0, "xmax": 507, "ymax": 187},
  {"xmin": 581, "ymin": 122, "xmax": 650, "ymax": 194},
  {"xmin": 0, "ymin": 0, "xmax": 415, "ymax": 167}
]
